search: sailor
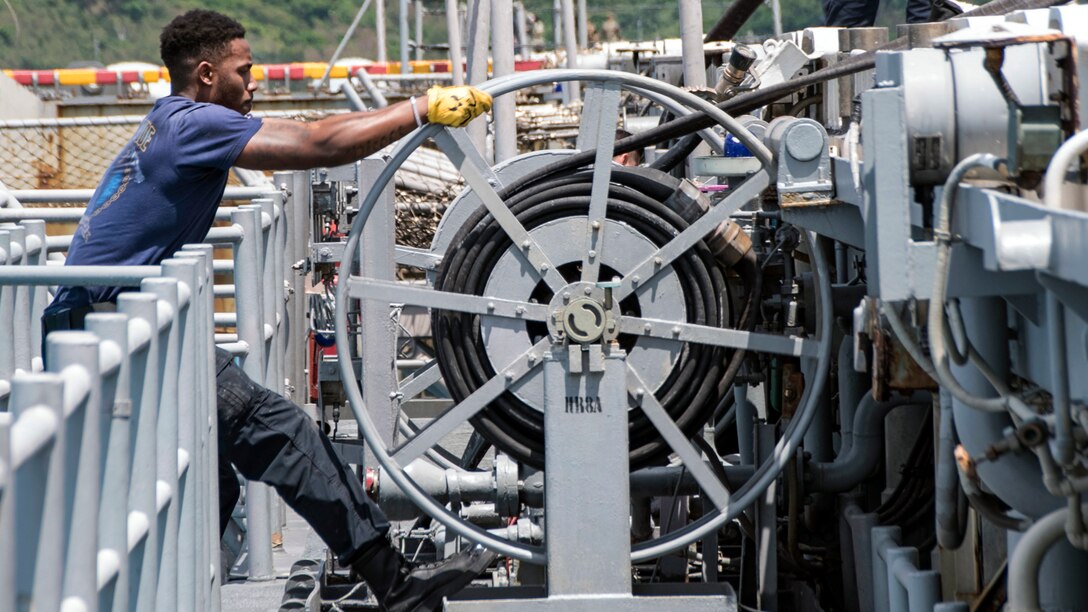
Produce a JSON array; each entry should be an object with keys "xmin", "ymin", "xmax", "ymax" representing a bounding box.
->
[{"xmin": 41, "ymin": 9, "xmax": 495, "ymax": 612}]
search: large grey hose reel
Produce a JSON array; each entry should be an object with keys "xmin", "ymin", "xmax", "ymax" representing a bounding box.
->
[{"xmin": 334, "ymin": 69, "xmax": 833, "ymax": 563}]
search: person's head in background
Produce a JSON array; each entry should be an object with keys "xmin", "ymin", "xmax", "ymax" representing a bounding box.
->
[{"xmin": 613, "ymin": 129, "xmax": 642, "ymax": 166}]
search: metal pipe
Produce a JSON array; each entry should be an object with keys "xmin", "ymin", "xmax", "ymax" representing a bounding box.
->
[
  {"xmin": 678, "ymin": 0, "xmax": 706, "ymax": 89},
  {"xmin": 837, "ymin": 336, "xmax": 866, "ymax": 455},
  {"xmin": 734, "ymin": 383, "xmax": 755, "ymax": 464},
  {"xmin": 354, "ymin": 68, "xmax": 389, "ymax": 107},
  {"xmin": 464, "ymin": 0, "xmax": 491, "ymax": 153},
  {"xmin": 491, "ymin": 0, "xmax": 517, "ymax": 163},
  {"xmin": 415, "ymin": 0, "xmax": 424, "ymax": 62},
  {"xmin": 229, "ymin": 207, "xmax": 274, "ymax": 580},
  {"xmin": 445, "ymin": 0, "xmax": 465, "ymax": 85},
  {"xmin": 1042, "ymin": 127, "xmax": 1088, "ymax": 212},
  {"xmin": 400, "ymin": 0, "xmax": 412, "ymax": 74},
  {"xmin": 514, "ymin": 2, "xmax": 529, "ymax": 57},
  {"xmin": 1046, "ymin": 293, "xmax": 1073, "ymax": 466},
  {"xmin": 9, "ymin": 186, "xmax": 274, "ymax": 204},
  {"xmin": 560, "ymin": 0, "xmax": 579, "ymax": 102},
  {"xmin": 576, "ymin": 0, "xmax": 587, "ymax": 49},
  {"xmin": 341, "ymin": 80, "xmax": 368, "ymax": 111},
  {"xmin": 808, "ymin": 391, "xmax": 930, "ymax": 492},
  {"xmin": 935, "ymin": 389, "xmax": 966, "ymax": 549},
  {"xmin": 317, "ymin": 0, "xmax": 375, "ymax": 92},
  {"xmin": 117, "ymin": 293, "xmax": 162, "ymax": 611},
  {"xmin": 1007, "ymin": 506, "xmax": 1075, "ymax": 612},
  {"xmin": 0, "ymin": 266, "xmax": 161, "ymax": 286},
  {"xmin": 377, "ymin": 0, "xmax": 388, "ymax": 63}
]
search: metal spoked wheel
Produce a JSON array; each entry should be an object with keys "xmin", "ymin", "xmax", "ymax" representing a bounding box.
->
[{"xmin": 335, "ymin": 69, "xmax": 833, "ymax": 563}]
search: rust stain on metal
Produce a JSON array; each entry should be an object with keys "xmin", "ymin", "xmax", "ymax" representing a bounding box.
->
[{"xmin": 781, "ymin": 362, "xmax": 804, "ymax": 418}]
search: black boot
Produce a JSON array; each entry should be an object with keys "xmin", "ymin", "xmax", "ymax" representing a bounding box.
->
[{"xmin": 352, "ymin": 542, "xmax": 498, "ymax": 612}]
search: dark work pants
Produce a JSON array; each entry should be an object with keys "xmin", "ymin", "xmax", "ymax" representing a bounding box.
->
[
  {"xmin": 823, "ymin": 0, "xmax": 931, "ymax": 27},
  {"xmin": 213, "ymin": 347, "xmax": 390, "ymax": 564}
]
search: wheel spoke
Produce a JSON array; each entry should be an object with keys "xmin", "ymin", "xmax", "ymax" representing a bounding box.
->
[
  {"xmin": 614, "ymin": 169, "xmax": 770, "ymax": 302},
  {"xmin": 391, "ymin": 338, "xmax": 550, "ymax": 464},
  {"xmin": 618, "ymin": 315, "xmax": 820, "ymax": 358},
  {"xmin": 627, "ymin": 365, "xmax": 731, "ymax": 511},
  {"xmin": 347, "ymin": 277, "xmax": 548, "ymax": 322},
  {"xmin": 434, "ymin": 128, "xmax": 567, "ymax": 292},
  {"xmin": 577, "ymin": 81, "xmax": 622, "ymax": 283},
  {"xmin": 398, "ymin": 359, "xmax": 442, "ymax": 402}
]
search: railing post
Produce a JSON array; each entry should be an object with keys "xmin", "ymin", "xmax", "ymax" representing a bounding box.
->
[
  {"xmin": 22, "ymin": 220, "xmax": 48, "ymax": 369},
  {"xmin": 286, "ymin": 171, "xmax": 311, "ymax": 406},
  {"xmin": 163, "ymin": 258, "xmax": 201, "ymax": 612},
  {"xmin": 8, "ymin": 225, "xmax": 30, "ymax": 372},
  {"xmin": 179, "ymin": 244, "xmax": 221, "ymax": 611},
  {"xmin": 0, "ymin": 229, "xmax": 13, "ymax": 381},
  {"xmin": 143, "ymin": 277, "xmax": 182, "ymax": 610},
  {"xmin": 10, "ymin": 373, "xmax": 66, "ymax": 612},
  {"xmin": 117, "ymin": 293, "xmax": 161, "ymax": 612},
  {"xmin": 229, "ymin": 206, "xmax": 275, "ymax": 580},
  {"xmin": 46, "ymin": 331, "xmax": 103, "ymax": 611},
  {"xmin": 85, "ymin": 313, "xmax": 133, "ymax": 612},
  {"xmin": 0, "ymin": 412, "xmax": 14, "ymax": 612}
]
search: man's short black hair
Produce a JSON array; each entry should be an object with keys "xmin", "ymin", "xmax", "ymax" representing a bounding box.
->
[{"xmin": 160, "ymin": 10, "xmax": 246, "ymax": 89}]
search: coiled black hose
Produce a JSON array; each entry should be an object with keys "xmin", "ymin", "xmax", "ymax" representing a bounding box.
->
[{"xmin": 433, "ymin": 166, "xmax": 758, "ymax": 469}]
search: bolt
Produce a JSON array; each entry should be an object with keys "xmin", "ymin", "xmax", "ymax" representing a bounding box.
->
[
  {"xmin": 515, "ymin": 306, "xmax": 525, "ymax": 315},
  {"xmin": 644, "ymin": 322, "xmax": 653, "ymax": 333},
  {"xmin": 588, "ymin": 250, "xmax": 597, "ymax": 259},
  {"xmin": 635, "ymin": 388, "xmax": 645, "ymax": 401},
  {"xmin": 528, "ymin": 353, "xmax": 538, "ymax": 364},
  {"xmin": 522, "ymin": 239, "xmax": 531, "ymax": 249},
  {"xmin": 632, "ymin": 275, "xmax": 641, "ymax": 286},
  {"xmin": 654, "ymin": 257, "xmax": 663, "ymax": 267},
  {"xmin": 505, "ymin": 370, "xmax": 514, "ymax": 381},
  {"xmin": 563, "ymin": 292, "xmax": 571, "ymax": 303},
  {"xmin": 487, "ymin": 302, "xmax": 496, "ymax": 311},
  {"xmin": 591, "ymin": 220, "xmax": 601, "ymax": 230},
  {"xmin": 584, "ymin": 286, "xmax": 593, "ymax": 295},
  {"xmin": 487, "ymin": 178, "xmax": 499, "ymax": 187},
  {"xmin": 672, "ymin": 326, "xmax": 681, "ymax": 336},
  {"xmin": 540, "ymin": 263, "xmax": 550, "ymax": 273}
]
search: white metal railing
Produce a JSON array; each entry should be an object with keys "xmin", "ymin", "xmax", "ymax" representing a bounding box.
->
[{"xmin": 0, "ymin": 171, "xmax": 308, "ymax": 607}]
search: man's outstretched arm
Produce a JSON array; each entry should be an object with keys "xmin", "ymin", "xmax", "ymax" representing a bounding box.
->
[{"xmin": 236, "ymin": 86, "xmax": 491, "ymax": 170}]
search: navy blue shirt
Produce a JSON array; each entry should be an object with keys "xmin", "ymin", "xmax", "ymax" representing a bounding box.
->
[{"xmin": 48, "ymin": 96, "xmax": 262, "ymax": 312}]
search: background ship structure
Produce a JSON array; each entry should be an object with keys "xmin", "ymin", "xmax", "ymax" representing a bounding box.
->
[{"xmin": 2, "ymin": 0, "xmax": 1088, "ymax": 610}]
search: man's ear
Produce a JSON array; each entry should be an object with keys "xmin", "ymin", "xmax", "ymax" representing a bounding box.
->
[{"xmin": 197, "ymin": 61, "xmax": 215, "ymax": 86}]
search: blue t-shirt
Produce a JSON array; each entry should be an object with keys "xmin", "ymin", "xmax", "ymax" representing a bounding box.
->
[{"xmin": 48, "ymin": 96, "xmax": 262, "ymax": 312}]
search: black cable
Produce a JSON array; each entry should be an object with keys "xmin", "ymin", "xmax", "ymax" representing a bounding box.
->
[{"xmin": 434, "ymin": 166, "xmax": 754, "ymax": 469}]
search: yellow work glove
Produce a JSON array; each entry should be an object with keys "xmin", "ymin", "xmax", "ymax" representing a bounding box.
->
[{"xmin": 426, "ymin": 85, "xmax": 493, "ymax": 128}]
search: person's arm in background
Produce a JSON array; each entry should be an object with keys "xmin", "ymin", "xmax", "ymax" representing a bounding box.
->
[{"xmin": 236, "ymin": 86, "xmax": 491, "ymax": 170}]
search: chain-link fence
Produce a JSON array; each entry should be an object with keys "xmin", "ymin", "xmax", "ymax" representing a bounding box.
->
[{"xmin": 0, "ymin": 117, "xmax": 140, "ymax": 190}]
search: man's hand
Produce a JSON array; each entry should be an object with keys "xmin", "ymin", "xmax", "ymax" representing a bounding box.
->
[{"xmin": 426, "ymin": 86, "xmax": 492, "ymax": 128}]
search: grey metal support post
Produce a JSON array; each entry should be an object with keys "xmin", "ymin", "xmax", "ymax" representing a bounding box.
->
[
  {"xmin": 254, "ymin": 199, "xmax": 280, "ymax": 392},
  {"xmin": 144, "ymin": 277, "xmax": 182, "ymax": 609},
  {"xmin": 229, "ymin": 207, "xmax": 275, "ymax": 580},
  {"xmin": 377, "ymin": 0, "xmax": 388, "ymax": 63},
  {"xmin": 678, "ymin": 0, "xmax": 706, "ymax": 89},
  {"xmin": 755, "ymin": 422, "xmax": 778, "ymax": 611},
  {"xmin": 117, "ymin": 293, "xmax": 162, "ymax": 612},
  {"xmin": 576, "ymin": 0, "xmax": 587, "ymax": 49},
  {"xmin": 884, "ymin": 546, "xmax": 916, "ymax": 612},
  {"xmin": 0, "ymin": 230, "xmax": 13, "ymax": 386},
  {"xmin": 560, "ymin": 0, "xmax": 579, "ymax": 102},
  {"xmin": 163, "ymin": 258, "xmax": 201, "ymax": 612},
  {"xmin": 446, "ymin": 0, "xmax": 465, "ymax": 85},
  {"xmin": 46, "ymin": 331, "xmax": 103, "ymax": 611},
  {"xmin": 845, "ymin": 508, "xmax": 878, "ymax": 612},
  {"xmin": 275, "ymin": 173, "xmax": 300, "ymax": 403},
  {"xmin": 85, "ymin": 313, "xmax": 133, "ymax": 612},
  {"xmin": 0, "ymin": 413, "xmax": 12, "ymax": 612},
  {"xmin": 544, "ymin": 346, "xmax": 631, "ymax": 597},
  {"xmin": 10, "ymin": 374, "xmax": 66, "ymax": 612},
  {"xmin": 9, "ymin": 225, "xmax": 29, "ymax": 372},
  {"xmin": 734, "ymin": 383, "xmax": 755, "ymax": 464},
  {"xmin": 179, "ymin": 244, "xmax": 221, "ymax": 608},
  {"xmin": 514, "ymin": 2, "xmax": 529, "ymax": 57},
  {"xmin": 870, "ymin": 526, "xmax": 901, "ymax": 612},
  {"xmin": 491, "ymin": 0, "xmax": 517, "ymax": 162},
  {"xmin": 400, "ymin": 0, "xmax": 412, "ymax": 73},
  {"xmin": 415, "ymin": 0, "xmax": 425, "ymax": 61},
  {"xmin": 23, "ymin": 220, "xmax": 47, "ymax": 367},
  {"xmin": 360, "ymin": 159, "xmax": 399, "ymax": 469},
  {"xmin": 286, "ymin": 171, "xmax": 311, "ymax": 404},
  {"xmin": 465, "ymin": 0, "xmax": 491, "ymax": 153}
]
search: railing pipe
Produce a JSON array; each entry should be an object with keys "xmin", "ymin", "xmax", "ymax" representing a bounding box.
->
[
  {"xmin": 85, "ymin": 313, "xmax": 133, "ymax": 612},
  {"xmin": 10, "ymin": 375, "xmax": 67, "ymax": 612},
  {"xmin": 47, "ymin": 332, "xmax": 103, "ymax": 610}
]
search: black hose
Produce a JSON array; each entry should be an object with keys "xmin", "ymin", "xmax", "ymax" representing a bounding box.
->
[
  {"xmin": 704, "ymin": 0, "xmax": 768, "ymax": 43},
  {"xmin": 434, "ymin": 167, "xmax": 753, "ymax": 469}
]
